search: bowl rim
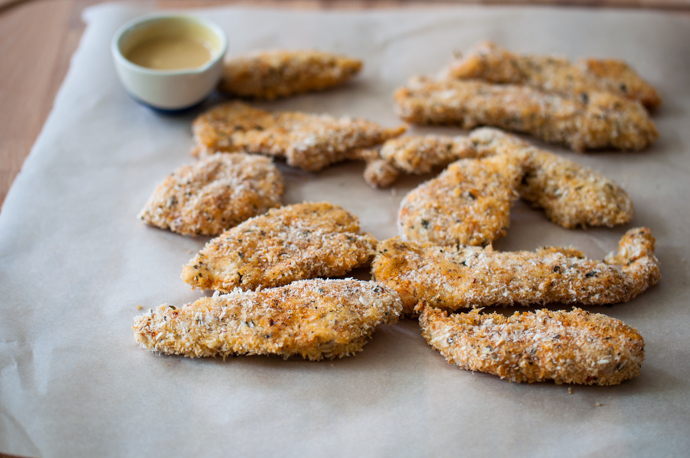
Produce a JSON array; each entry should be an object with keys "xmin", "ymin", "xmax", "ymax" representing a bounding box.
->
[{"xmin": 111, "ymin": 13, "xmax": 228, "ymax": 76}]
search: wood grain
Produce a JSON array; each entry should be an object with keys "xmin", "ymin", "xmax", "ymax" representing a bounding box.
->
[{"xmin": 0, "ymin": 0, "xmax": 688, "ymax": 214}]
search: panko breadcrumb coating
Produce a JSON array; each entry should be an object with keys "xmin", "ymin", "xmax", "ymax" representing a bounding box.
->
[
  {"xmin": 347, "ymin": 148, "xmax": 401, "ymax": 188},
  {"xmin": 393, "ymin": 77, "xmax": 657, "ymax": 152},
  {"xmin": 379, "ymin": 135, "xmax": 480, "ymax": 175},
  {"xmin": 470, "ymin": 128, "xmax": 634, "ymax": 228},
  {"xmin": 419, "ymin": 306, "xmax": 644, "ymax": 385},
  {"xmin": 398, "ymin": 153, "xmax": 523, "ymax": 247},
  {"xmin": 182, "ymin": 202, "xmax": 377, "ymax": 292},
  {"xmin": 372, "ymin": 227, "xmax": 660, "ymax": 314},
  {"xmin": 133, "ymin": 279, "xmax": 402, "ymax": 360},
  {"xmin": 441, "ymin": 41, "xmax": 661, "ymax": 111},
  {"xmin": 138, "ymin": 153, "xmax": 283, "ymax": 236},
  {"xmin": 192, "ymin": 102, "xmax": 406, "ymax": 172},
  {"xmin": 218, "ymin": 50, "xmax": 362, "ymax": 100}
]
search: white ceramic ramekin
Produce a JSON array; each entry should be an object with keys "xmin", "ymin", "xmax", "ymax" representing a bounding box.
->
[{"xmin": 112, "ymin": 14, "xmax": 228, "ymax": 112}]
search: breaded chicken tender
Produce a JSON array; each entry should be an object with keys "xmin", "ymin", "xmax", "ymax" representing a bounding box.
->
[
  {"xmin": 393, "ymin": 77, "xmax": 657, "ymax": 152},
  {"xmin": 183, "ymin": 202, "xmax": 377, "ymax": 292},
  {"xmin": 398, "ymin": 153, "xmax": 523, "ymax": 247},
  {"xmin": 441, "ymin": 41, "xmax": 661, "ymax": 111},
  {"xmin": 218, "ymin": 50, "xmax": 362, "ymax": 100},
  {"xmin": 372, "ymin": 228, "xmax": 660, "ymax": 314},
  {"xmin": 471, "ymin": 128, "xmax": 634, "ymax": 228},
  {"xmin": 138, "ymin": 153, "xmax": 283, "ymax": 236},
  {"xmin": 192, "ymin": 102, "xmax": 406, "ymax": 172},
  {"xmin": 346, "ymin": 148, "xmax": 401, "ymax": 188},
  {"xmin": 396, "ymin": 129, "xmax": 633, "ymax": 244},
  {"xmin": 133, "ymin": 279, "xmax": 402, "ymax": 360},
  {"xmin": 379, "ymin": 135, "xmax": 480, "ymax": 175},
  {"xmin": 419, "ymin": 306, "xmax": 644, "ymax": 385}
]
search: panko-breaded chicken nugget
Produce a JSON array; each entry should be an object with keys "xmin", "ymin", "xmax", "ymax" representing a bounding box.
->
[
  {"xmin": 138, "ymin": 153, "xmax": 283, "ymax": 236},
  {"xmin": 192, "ymin": 102, "xmax": 405, "ymax": 172},
  {"xmin": 419, "ymin": 306, "xmax": 644, "ymax": 385},
  {"xmin": 379, "ymin": 135, "xmax": 480, "ymax": 175},
  {"xmin": 470, "ymin": 128, "xmax": 634, "ymax": 228},
  {"xmin": 393, "ymin": 77, "xmax": 657, "ymax": 152},
  {"xmin": 398, "ymin": 153, "xmax": 523, "ymax": 247},
  {"xmin": 372, "ymin": 228, "xmax": 660, "ymax": 314},
  {"xmin": 396, "ymin": 129, "xmax": 633, "ymax": 244},
  {"xmin": 441, "ymin": 41, "xmax": 661, "ymax": 111},
  {"xmin": 218, "ymin": 50, "xmax": 362, "ymax": 100},
  {"xmin": 133, "ymin": 279, "xmax": 402, "ymax": 360},
  {"xmin": 183, "ymin": 202, "xmax": 377, "ymax": 292}
]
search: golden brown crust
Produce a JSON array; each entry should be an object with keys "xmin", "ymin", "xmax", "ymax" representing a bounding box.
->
[
  {"xmin": 133, "ymin": 279, "xmax": 402, "ymax": 360},
  {"xmin": 347, "ymin": 148, "xmax": 401, "ymax": 188},
  {"xmin": 138, "ymin": 153, "xmax": 283, "ymax": 236},
  {"xmin": 470, "ymin": 128, "xmax": 634, "ymax": 228},
  {"xmin": 192, "ymin": 102, "xmax": 406, "ymax": 172},
  {"xmin": 398, "ymin": 153, "xmax": 522, "ymax": 246},
  {"xmin": 442, "ymin": 41, "xmax": 661, "ymax": 111},
  {"xmin": 218, "ymin": 50, "xmax": 362, "ymax": 100},
  {"xmin": 393, "ymin": 77, "xmax": 657, "ymax": 152},
  {"xmin": 182, "ymin": 202, "xmax": 377, "ymax": 292},
  {"xmin": 419, "ymin": 306, "xmax": 644, "ymax": 385},
  {"xmin": 379, "ymin": 135, "xmax": 480, "ymax": 175},
  {"xmin": 372, "ymin": 228, "xmax": 660, "ymax": 314},
  {"xmin": 384, "ymin": 128, "xmax": 633, "ymax": 245},
  {"xmin": 580, "ymin": 58, "xmax": 661, "ymax": 111}
]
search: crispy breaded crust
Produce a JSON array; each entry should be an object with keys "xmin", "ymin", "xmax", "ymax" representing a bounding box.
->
[
  {"xmin": 393, "ymin": 77, "xmax": 657, "ymax": 152},
  {"xmin": 379, "ymin": 135, "xmax": 479, "ymax": 175},
  {"xmin": 581, "ymin": 58, "xmax": 661, "ymax": 111},
  {"xmin": 192, "ymin": 102, "xmax": 406, "ymax": 171},
  {"xmin": 182, "ymin": 202, "xmax": 377, "ymax": 292},
  {"xmin": 372, "ymin": 228, "xmax": 660, "ymax": 314},
  {"xmin": 192, "ymin": 102, "xmax": 288, "ymax": 157},
  {"xmin": 138, "ymin": 153, "xmax": 283, "ymax": 236},
  {"xmin": 398, "ymin": 153, "xmax": 523, "ymax": 246},
  {"xmin": 133, "ymin": 279, "xmax": 402, "ymax": 360},
  {"xmin": 347, "ymin": 148, "xmax": 401, "ymax": 188},
  {"xmin": 470, "ymin": 128, "xmax": 634, "ymax": 228},
  {"xmin": 218, "ymin": 50, "xmax": 362, "ymax": 100},
  {"xmin": 442, "ymin": 41, "xmax": 661, "ymax": 111},
  {"xmin": 419, "ymin": 306, "xmax": 644, "ymax": 385},
  {"xmin": 393, "ymin": 129, "xmax": 633, "ymax": 245}
]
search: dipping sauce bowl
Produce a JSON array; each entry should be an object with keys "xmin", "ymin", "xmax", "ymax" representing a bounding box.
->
[{"xmin": 112, "ymin": 14, "xmax": 228, "ymax": 112}]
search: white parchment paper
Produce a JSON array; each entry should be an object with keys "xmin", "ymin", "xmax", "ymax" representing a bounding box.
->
[{"xmin": 1, "ymin": 4, "xmax": 689, "ymax": 457}]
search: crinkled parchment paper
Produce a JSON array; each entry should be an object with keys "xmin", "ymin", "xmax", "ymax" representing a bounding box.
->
[{"xmin": 1, "ymin": 4, "xmax": 689, "ymax": 457}]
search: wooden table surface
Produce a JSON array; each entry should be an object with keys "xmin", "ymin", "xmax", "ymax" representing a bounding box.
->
[{"xmin": 0, "ymin": 0, "xmax": 688, "ymax": 214}]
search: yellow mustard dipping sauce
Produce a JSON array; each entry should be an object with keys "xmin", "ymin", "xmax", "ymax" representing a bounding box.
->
[{"xmin": 126, "ymin": 36, "xmax": 213, "ymax": 70}]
